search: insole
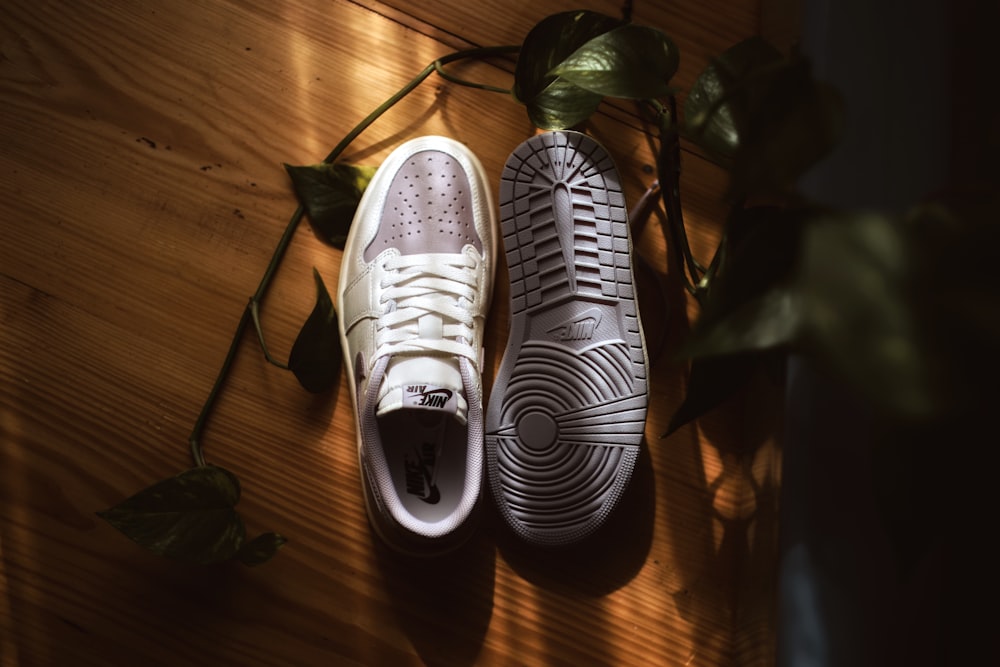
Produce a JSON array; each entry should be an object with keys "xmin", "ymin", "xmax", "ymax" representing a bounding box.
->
[{"xmin": 379, "ymin": 408, "xmax": 469, "ymax": 524}]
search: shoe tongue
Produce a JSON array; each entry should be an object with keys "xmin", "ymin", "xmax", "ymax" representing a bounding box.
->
[{"xmin": 376, "ymin": 356, "xmax": 467, "ymax": 425}]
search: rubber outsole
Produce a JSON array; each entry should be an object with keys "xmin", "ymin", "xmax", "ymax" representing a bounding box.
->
[{"xmin": 486, "ymin": 131, "xmax": 649, "ymax": 547}]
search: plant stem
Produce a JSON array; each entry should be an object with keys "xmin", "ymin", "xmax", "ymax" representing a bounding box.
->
[
  {"xmin": 320, "ymin": 45, "xmax": 519, "ymax": 166},
  {"xmin": 664, "ymin": 97, "xmax": 706, "ymax": 274},
  {"xmin": 698, "ymin": 199, "xmax": 743, "ymax": 290},
  {"xmin": 652, "ymin": 97, "xmax": 707, "ymax": 300},
  {"xmin": 699, "ymin": 230, "xmax": 726, "ymax": 292},
  {"xmin": 188, "ymin": 306, "xmax": 250, "ymax": 467},
  {"xmin": 187, "ymin": 44, "xmax": 520, "ymax": 468},
  {"xmin": 250, "ymin": 298, "xmax": 290, "ymax": 369},
  {"xmin": 628, "ymin": 179, "xmax": 661, "ymax": 236},
  {"xmin": 433, "ymin": 62, "xmax": 512, "ymax": 95}
]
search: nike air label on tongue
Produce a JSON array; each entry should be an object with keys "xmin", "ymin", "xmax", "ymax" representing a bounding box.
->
[
  {"xmin": 376, "ymin": 356, "xmax": 467, "ymax": 423},
  {"xmin": 403, "ymin": 384, "xmax": 457, "ymax": 413}
]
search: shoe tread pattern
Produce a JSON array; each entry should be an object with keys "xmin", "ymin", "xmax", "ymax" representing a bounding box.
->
[{"xmin": 487, "ymin": 131, "xmax": 648, "ymax": 546}]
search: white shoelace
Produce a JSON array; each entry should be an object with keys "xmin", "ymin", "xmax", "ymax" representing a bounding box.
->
[{"xmin": 376, "ymin": 253, "xmax": 481, "ymax": 363}]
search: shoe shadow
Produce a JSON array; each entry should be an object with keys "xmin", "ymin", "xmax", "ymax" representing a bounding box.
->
[
  {"xmin": 373, "ymin": 523, "xmax": 496, "ymax": 667},
  {"xmin": 492, "ymin": 438, "xmax": 656, "ymax": 597}
]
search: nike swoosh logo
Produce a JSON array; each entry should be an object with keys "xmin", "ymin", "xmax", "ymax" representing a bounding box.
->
[
  {"xmin": 416, "ymin": 388, "xmax": 453, "ymax": 409},
  {"xmin": 407, "ymin": 445, "xmax": 441, "ymax": 505},
  {"xmin": 416, "ymin": 459, "xmax": 441, "ymax": 504},
  {"xmin": 403, "ymin": 385, "xmax": 456, "ymax": 412},
  {"xmin": 548, "ymin": 307, "xmax": 603, "ymax": 341}
]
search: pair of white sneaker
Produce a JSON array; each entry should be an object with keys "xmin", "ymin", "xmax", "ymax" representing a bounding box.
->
[{"xmin": 338, "ymin": 133, "xmax": 648, "ymax": 555}]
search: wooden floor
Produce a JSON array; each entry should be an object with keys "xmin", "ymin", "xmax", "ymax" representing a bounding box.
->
[{"xmin": 1, "ymin": 1, "xmax": 781, "ymax": 665}]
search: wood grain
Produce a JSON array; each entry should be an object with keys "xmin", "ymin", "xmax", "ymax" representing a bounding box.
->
[{"xmin": 1, "ymin": 0, "xmax": 779, "ymax": 664}]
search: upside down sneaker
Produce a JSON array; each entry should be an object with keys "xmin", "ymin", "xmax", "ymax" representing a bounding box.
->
[
  {"xmin": 337, "ymin": 136, "xmax": 497, "ymax": 555},
  {"xmin": 486, "ymin": 131, "xmax": 649, "ymax": 547}
]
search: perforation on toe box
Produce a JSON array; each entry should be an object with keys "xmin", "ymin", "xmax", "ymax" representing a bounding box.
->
[{"xmin": 365, "ymin": 149, "xmax": 480, "ymax": 260}]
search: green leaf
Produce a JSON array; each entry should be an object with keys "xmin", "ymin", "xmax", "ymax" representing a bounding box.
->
[
  {"xmin": 97, "ymin": 465, "xmax": 247, "ymax": 564},
  {"xmin": 513, "ymin": 10, "xmax": 622, "ymax": 104},
  {"xmin": 684, "ymin": 37, "xmax": 843, "ymax": 195},
  {"xmin": 684, "ymin": 206, "xmax": 807, "ymax": 358},
  {"xmin": 551, "ymin": 25, "xmax": 679, "ymax": 99},
  {"xmin": 665, "ymin": 353, "xmax": 760, "ymax": 436},
  {"xmin": 514, "ymin": 10, "xmax": 622, "ymax": 130},
  {"xmin": 684, "ymin": 36, "xmax": 784, "ymax": 161},
  {"xmin": 797, "ymin": 211, "xmax": 932, "ymax": 417},
  {"xmin": 284, "ymin": 163, "xmax": 377, "ymax": 249},
  {"xmin": 684, "ymin": 284, "xmax": 803, "ymax": 358},
  {"xmin": 236, "ymin": 532, "xmax": 287, "ymax": 566},
  {"xmin": 288, "ymin": 268, "xmax": 341, "ymax": 393},
  {"xmin": 704, "ymin": 206, "xmax": 804, "ymax": 314},
  {"xmin": 526, "ymin": 79, "xmax": 605, "ymax": 130},
  {"xmin": 730, "ymin": 62, "xmax": 843, "ymax": 197},
  {"xmin": 669, "ymin": 207, "xmax": 806, "ymax": 431}
]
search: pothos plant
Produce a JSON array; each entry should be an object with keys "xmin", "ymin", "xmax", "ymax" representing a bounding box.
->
[{"xmin": 99, "ymin": 8, "xmax": 996, "ymax": 565}]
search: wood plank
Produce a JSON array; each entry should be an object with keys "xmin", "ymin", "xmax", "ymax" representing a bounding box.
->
[
  {"xmin": 1, "ymin": 0, "xmax": 776, "ymax": 664},
  {"xmin": 361, "ymin": 0, "xmax": 760, "ymax": 94}
]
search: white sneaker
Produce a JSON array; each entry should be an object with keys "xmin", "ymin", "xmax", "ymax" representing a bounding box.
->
[{"xmin": 337, "ymin": 136, "xmax": 496, "ymax": 555}]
